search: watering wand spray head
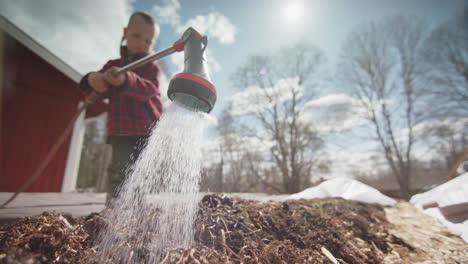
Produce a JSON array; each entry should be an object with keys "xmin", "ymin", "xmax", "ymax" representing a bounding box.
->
[{"xmin": 167, "ymin": 27, "xmax": 217, "ymax": 113}]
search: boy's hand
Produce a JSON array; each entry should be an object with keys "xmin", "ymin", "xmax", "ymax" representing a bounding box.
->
[
  {"xmin": 88, "ymin": 72, "xmax": 109, "ymax": 93},
  {"xmin": 104, "ymin": 67, "xmax": 126, "ymax": 87}
]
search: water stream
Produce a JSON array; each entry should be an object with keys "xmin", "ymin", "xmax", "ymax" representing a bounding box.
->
[{"xmin": 96, "ymin": 103, "xmax": 209, "ymax": 263}]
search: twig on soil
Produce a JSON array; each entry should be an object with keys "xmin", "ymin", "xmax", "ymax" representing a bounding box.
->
[
  {"xmin": 321, "ymin": 247, "xmax": 339, "ymax": 264},
  {"xmin": 221, "ymin": 229, "xmax": 227, "ymax": 256}
]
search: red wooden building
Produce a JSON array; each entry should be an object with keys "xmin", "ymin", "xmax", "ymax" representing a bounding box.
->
[{"xmin": 1, "ymin": 15, "xmax": 89, "ymax": 192}]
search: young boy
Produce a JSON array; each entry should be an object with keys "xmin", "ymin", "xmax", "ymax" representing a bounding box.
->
[{"xmin": 79, "ymin": 12, "xmax": 163, "ymax": 205}]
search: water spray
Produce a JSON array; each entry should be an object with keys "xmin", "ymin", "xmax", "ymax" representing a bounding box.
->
[{"xmin": 96, "ymin": 28, "xmax": 218, "ymax": 261}]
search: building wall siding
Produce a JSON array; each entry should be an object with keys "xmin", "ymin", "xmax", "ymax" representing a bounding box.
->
[{"xmin": 1, "ymin": 34, "xmax": 81, "ymax": 192}]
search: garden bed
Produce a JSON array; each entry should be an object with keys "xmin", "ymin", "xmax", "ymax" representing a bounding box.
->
[{"xmin": 1, "ymin": 194, "xmax": 466, "ymax": 263}]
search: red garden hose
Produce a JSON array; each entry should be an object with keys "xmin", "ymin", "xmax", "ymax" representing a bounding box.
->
[{"xmin": 0, "ymin": 102, "xmax": 89, "ymax": 209}]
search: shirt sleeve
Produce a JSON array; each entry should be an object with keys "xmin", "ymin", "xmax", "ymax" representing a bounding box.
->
[{"xmin": 119, "ymin": 63, "xmax": 161, "ymax": 102}]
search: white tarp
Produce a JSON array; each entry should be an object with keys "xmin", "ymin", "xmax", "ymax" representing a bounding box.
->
[
  {"xmin": 410, "ymin": 173, "xmax": 468, "ymax": 206},
  {"xmin": 410, "ymin": 173, "xmax": 468, "ymax": 242},
  {"xmin": 284, "ymin": 177, "xmax": 397, "ymax": 206}
]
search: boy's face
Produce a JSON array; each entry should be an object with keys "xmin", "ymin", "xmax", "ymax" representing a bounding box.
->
[{"xmin": 124, "ymin": 15, "xmax": 156, "ymax": 56}]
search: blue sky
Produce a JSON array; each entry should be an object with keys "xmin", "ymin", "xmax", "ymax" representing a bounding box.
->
[
  {"xmin": 1, "ymin": 0, "xmax": 466, "ymax": 177},
  {"xmin": 1, "ymin": 0, "xmax": 465, "ymax": 116},
  {"xmin": 140, "ymin": 0, "xmax": 466, "ymax": 116}
]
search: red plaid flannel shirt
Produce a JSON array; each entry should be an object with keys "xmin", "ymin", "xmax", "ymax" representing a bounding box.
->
[{"xmin": 79, "ymin": 47, "xmax": 163, "ymax": 137}]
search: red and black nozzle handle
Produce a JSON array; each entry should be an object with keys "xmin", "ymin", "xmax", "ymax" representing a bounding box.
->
[{"xmin": 167, "ymin": 27, "xmax": 217, "ymax": 113}]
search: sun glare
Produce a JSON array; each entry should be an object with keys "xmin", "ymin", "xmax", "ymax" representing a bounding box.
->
[{"xmin": 284, "ymin": 2, "xmax": 303, "ymax": 22}]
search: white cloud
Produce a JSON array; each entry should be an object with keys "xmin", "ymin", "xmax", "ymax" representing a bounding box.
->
[
  {"xmin": 0, "ymin": 0, "xmax": 132, "ymax": 75},
  {"xmin": 177, "ymin": 12, "xmax": 237, "ymax": 45},
  {"xmin": 158, "ymin": 71, "xmax": 170, "ymax": 105},
  {"xmin": 151, "ymin": 0, "xmax": 235, "ymax": 74},
  {"xmin": 204, "ymin": 133, "xmax": 271, "ymax": 157},
  {"xmin": 153, "ymin": 0, "xmax": 237, "ymax": 45},
  {"xmin": 230, "ymin": 77, "xmax": 303, "ymax": 115},
  {"xmin": 169, "ymin": 51, "xmax": 185, "ymax": 73},
  {"xmin": 231, "ymin": 89, "xmax": 368, "ymax": 131},
  {"xmin": 201, "ymin": 132, "xmax": 273, "ymax": 168},
  {"xmin": 411, "ymin": 118, "xmax": 468, "ymax": 139},
  {"xmin": 204, "ymin": 48, "xmax": 222, "ymax": 73},
  {"xmin": 300, "ymin": 94, "xmax": 369, "ymax": 132},
  {"xmin": 326, "ymin": 140, "xmax": 385, "ymax": 178},
  {"xmin": 152, "ymin": 0, "xmax": 181, "ymax": 26}
]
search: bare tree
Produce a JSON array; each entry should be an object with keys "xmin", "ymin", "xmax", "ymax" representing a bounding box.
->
[
  {"xmin": 201, "ymin": 109, "xmax": 262, "ymax": 193},
  {"xmin": 229, "ymin": 42, "xmax": 327, "ymax": 194},
  {"xmin": 77, "ymin": 118, "xmax": 112, "ymax": 191},
  {"xmin": 353, "ymin": 159, "xmax": 448, "ymax": 198},
  {"xmin": 216, "ymin": 109, "xmax": 246, "ymax": 192},
  {"xmin": 419, "ymin": 120, "xmax": 468, "ymax": 175},
  {"xmin": 423, "ymin": 8, "xmax": 468, "ymax": 116},
  {"xmin": 339, "ymin": 16, "xmax": 431, "ymax": 199}
]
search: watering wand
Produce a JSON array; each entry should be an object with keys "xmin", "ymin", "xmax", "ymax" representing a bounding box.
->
[
  {"xmin": 0, "ymin": 27, "xmax": 216, "ymax": 209},
  {"xmin": 87, "ymin": 27, "xmax": 217, "ymax": 113}
]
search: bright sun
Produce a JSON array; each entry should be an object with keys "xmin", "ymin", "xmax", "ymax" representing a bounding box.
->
[{"xmin": 284, "ymin": 2, "xmax": 304, "ymax": 22}]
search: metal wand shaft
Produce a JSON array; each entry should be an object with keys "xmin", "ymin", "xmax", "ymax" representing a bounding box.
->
[{"xmin": 115, "ymin": 46, "xmax": 177, "ymax": 75}]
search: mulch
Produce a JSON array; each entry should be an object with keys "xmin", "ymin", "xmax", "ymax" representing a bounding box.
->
[{"xmin": 0, "ymin": 194, "xmax": 414, "ymax": 263}]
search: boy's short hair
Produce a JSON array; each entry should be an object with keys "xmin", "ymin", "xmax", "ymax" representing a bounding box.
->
[
  {"xmin": 120, "ymin": 11, "xmax": 161, "ymax": 50},
  {"xmin": 128, "ymin": 11, "xmax": 157, "ymax": 27},
  {"xmin": 128, "ymin": 11, "xmax": 160, "ymax": 40}
]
